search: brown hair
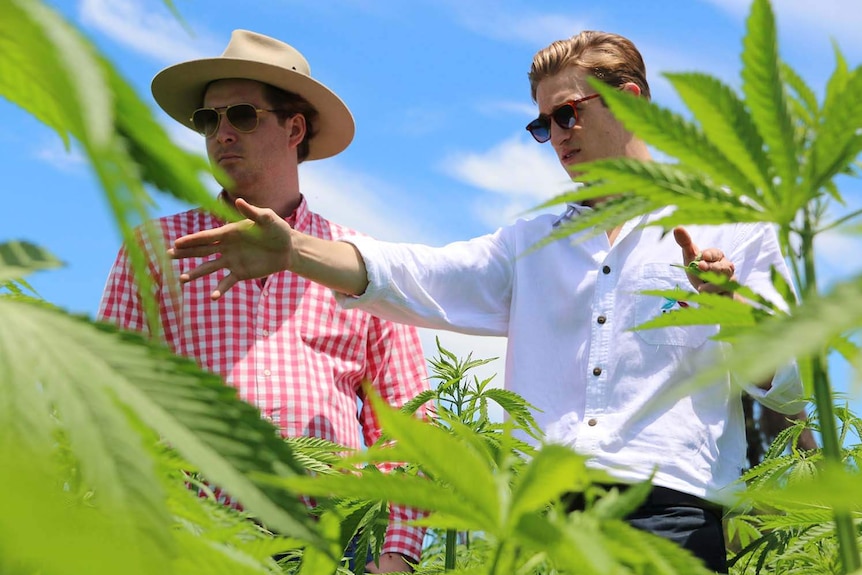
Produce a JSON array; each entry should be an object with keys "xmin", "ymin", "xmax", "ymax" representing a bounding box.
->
[
  {"xmin": 262, "ymin": 83, "xmax": 319, "ymax": 163},
  {"xmin": 528, "ymin": 30, "xmax": 650, "ymax": 102}
]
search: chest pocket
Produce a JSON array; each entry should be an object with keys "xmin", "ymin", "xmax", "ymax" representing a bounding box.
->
[{"xmin": 633, "ymin": 263, "xmax": 717, "ymax": 348}]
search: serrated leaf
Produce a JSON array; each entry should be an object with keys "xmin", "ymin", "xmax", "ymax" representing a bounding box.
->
[
  {"xmin": 0, "ymin": 0, "xmax": 105, "ymax": 146},
  {"xmin": 480, "ymin": 388, "xmax": 543, "ymax": 440},
  {"xmin": 515, "ymin": 512, "xmax": 619, "ymax": 574},
  {"xmin": 591, "ymin": 79, "xmax": 760, "ymax": 201},
  {"xmin": 0, "ymin": 299, "xmax": 323, "ymax": 548},
  {"xmin": 741, "ymin": 0, "xmax": 798, "ymax": 210},
  {"xmin": 0, "ymin": 445, "xmax": 173, "ymax": 575},
  {"xmin": 278, "ymin": 471, "xmax": 493, "ymax": 534},
  {"xmin": 780, "ymin": 60, "xmax": 819, "ymax": 123},
  {"xmin": 628, "ymin": 276, "xmax": 862, "ymax": 426},
  {"xmin": 664, "ymin": 72, "xmax": 772, "ymax": 196},
  {"xmin": 633, "ymin": 288, "xmax": 759, "ymax": 331},
  {"xmin": 364, "ymin": 391, "xmax": 501, "ymax": 527},
  {"xmin": 508, "ymin": 445, "xmax": 590, "ymax": 523},
  {"xmin": 808, "ymin": 65, "xmax": 862, "ymax": 198},
  {"xmin": 0, "ymin": 241, "xmax": 63, "ymax": 282}
]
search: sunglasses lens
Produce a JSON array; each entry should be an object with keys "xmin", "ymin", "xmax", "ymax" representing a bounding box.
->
[
  {"xmin": 552, "ymin": 104, "xmax": 577, "ymax": 130},
  {"xmin": 526, "ymin": 118, "xmax": 551, "ymax": 143},
  {"xmin": 192, "ymin": 109, "xmax": 219, "ymax": 136},
  {"xmin": 226, "ymin": 104, "xmax": 260, "ymax": 132}
]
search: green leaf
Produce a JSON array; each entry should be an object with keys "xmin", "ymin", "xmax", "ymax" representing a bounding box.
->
[
  {"xmin": 591, "ymin": 79, "xmax": 760, "ymax": 201},
  {"xmin": 0, "ymin": 0, "xmax": 106, "ymax": 147},
  {"xmin": 278, "ymin": 471, "xmax": 490, "ymax": 533},
  {"xmin": 508, "ymin": 445, "xmax": 590, "ymax": 523},
  {"xmin": 664, "ymin": 72, "xmax": 772, "ymax": 196},
  {"xmin": 0, "ymin": 299, "xmax": 323, "ymax": 547},
  {"xmin": 515, "ymin": 512, "xmax": 620, "ymax": 574},
  {"xmin": 481, "ymin": 388, "xmax": 543, "ymax": 440},
  {"xmin": 364, "ymin": 391, "xmax": 502, "ymax": 528},
  {"xmin": 0, "ymin": 241, "xmax": 63, "ymax": 282},
  {"xmin": 0, "ymin": 444, "xmax": 174, "ymax": 575},
  {"xmin": 601, "ymin": 519, "xmax": 716, "ymax": 574},
  {"xmin": 807, "ymin": 64, "xmax": 862, "ymax": 199},
  {"xmin": 780, "ymin": 60, "xmax": 819, "ymax": 126},
  {"xmin": 741, "ymin": 0, "xmax": 798, "ymax": 214},
  {"xmin": 628, "ymin": 275, "xmax": 862, "ymax": 424},
  {"xmin": 748, "ymin": 463, "xmax": 862, "ymax": 513},
  {"xmin": 633, "ymin": 288, "xmax": 760, "ymax": 331}
]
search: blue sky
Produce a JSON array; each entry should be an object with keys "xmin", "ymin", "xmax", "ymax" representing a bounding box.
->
[{"xmin": 3, "ymin": 0, "xmax": 862, "ymax": 417}]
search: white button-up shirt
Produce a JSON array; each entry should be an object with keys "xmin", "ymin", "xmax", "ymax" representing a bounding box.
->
[{"xmin": 337, "ymin": 206, "xmax": 806, "ymax": 503}]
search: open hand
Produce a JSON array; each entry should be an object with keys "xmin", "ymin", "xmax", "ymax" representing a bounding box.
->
[{"xmin": 168, "ymin": 198, "xmax": 294, "ymax": 300}]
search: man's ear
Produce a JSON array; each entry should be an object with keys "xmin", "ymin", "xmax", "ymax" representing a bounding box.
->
[
  {"xmin": 288, "ymin": 114, "xmax": 307, "ymax": 146},
  {"xmin": 621, "ymin": 82, "xmax": 641, "ymax": 97}
]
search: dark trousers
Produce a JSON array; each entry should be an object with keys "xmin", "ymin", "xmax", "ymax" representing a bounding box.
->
[{"xmin": 566, "ymin": 485, "xmax": 727, "ymax": 573}]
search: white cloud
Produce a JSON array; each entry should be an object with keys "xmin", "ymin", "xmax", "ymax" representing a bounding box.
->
[
  {"xmin": 78, "ymin": 0, "xmax": 221, "ymax": 64},
  {"xmin": 438, "ymin": 0, "xmax": 588, "ymax": 46},
  {"xmin": 441, "ymin": 135, "xmax": 575, "ymax": 228},
  {"xmin": 701, "ymin": 0, "xmax": 862, "ymax": 52},
  {"xmin": 298, "ymin": 161, "xmax": 435, "ymax": 243},
  {"xmin": 34, "ymin": 139, "xmax": 87, "ymax": 173},
  {"xmin": 482, "ymin": 100, "xmax": 539, "ymax": 119},
  {"xmin": 814, "ymin": 227, "xmax": 862, "ymax": 289}
]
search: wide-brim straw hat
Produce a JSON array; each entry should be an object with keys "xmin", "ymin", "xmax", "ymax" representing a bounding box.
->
[{"xmin": 151, "ymin": 29, "xmax": 354, "ymax": 160}]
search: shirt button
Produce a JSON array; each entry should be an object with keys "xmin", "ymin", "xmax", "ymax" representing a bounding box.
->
[
  {"xmin": 596, "ymin": 315, "xmax": 607, "ymax": 325},
  {"xmin": 262, "ymin": 329, "xmax": 270, "ymax": 336},
  {"xmin": 263, "ymin": 369, "xmax": 271, "ymax": 376},
  {"xmin": 587, "ymin": 418, "xmax": 598, "ymax": 427},
  {"xmin": 602, "ymin": 265, "xmax": 611, "ymax": 274},
  {"xmin": 592, "ymin": 367, "xmax": 602, "ymax": 376}
]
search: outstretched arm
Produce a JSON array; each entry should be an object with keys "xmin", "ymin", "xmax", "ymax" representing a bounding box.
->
[{"xmin": 168, "ymin": 198, "xmax": 369, "ymax": 299}]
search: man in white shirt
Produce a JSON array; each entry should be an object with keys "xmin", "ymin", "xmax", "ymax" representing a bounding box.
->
[{"xmin": 168, "ymin": 30, "xmax": 806, "ymax": 573}]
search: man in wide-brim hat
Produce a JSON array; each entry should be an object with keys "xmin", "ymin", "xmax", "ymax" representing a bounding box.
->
[{"xmin": 98, "ymin": 30, "xmax": 429, "ymax": 574}]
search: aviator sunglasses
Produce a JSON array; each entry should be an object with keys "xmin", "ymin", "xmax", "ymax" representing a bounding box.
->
[
  {"xmin": 191, "ymin": 103, "xmax": 286, "ymax": 137},
  {"xmin": 525, "ymin": 93, "xmax": 601, "ymax": 143}
]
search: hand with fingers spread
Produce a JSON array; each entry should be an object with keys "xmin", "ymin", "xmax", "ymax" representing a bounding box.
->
[
  {"xmin": 170, "ymin": 198, "xmax": 370, "ymax": 301},
  {"xmin": 169, "ymin": 198, "xmax": 294, "ymax": 300},
  {"xmin": 673, "ymin": 226, "xmax": 737, "ymax": 297}
]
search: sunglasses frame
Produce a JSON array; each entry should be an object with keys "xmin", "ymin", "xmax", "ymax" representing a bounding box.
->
[
  {"xmin": 525, "ymin": 93, "xmax": 602, "ymax": 143},
  {"xmin": 190, "ymin": 103, "xmax": 284, "ymax": 137}
]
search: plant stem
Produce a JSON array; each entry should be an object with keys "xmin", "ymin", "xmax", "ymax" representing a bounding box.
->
[
  {"xmin": 811, "ymin": 355, "xmax": 860, "ymax": 573},
  {"xmin": 445, "ymin": 529, "xmax": 456, "ymax": 571},
  {"xmin": 801, "ymin": 213, "xmax": 860, "ymax": 573}
]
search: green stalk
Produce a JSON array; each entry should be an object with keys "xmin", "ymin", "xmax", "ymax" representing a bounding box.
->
[
  {"xmin": 800, "ymin": 213, "xmax": 860, "ymax": 573},
  {"xmin": 444, "ymin": 529, "xmax": 456, "ymax": 571}
]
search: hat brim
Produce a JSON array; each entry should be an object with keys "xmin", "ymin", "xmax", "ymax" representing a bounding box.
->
[{"xmin": 151, "ymin": 58, "xmax": 354, "ymax": 160}]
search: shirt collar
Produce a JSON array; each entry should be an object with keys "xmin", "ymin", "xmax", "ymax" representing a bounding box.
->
[{"xmin": 215, "ymin": 191, "xmax": 311, "ymax": 229}]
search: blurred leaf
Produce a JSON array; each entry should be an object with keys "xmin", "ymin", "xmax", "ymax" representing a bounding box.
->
[
  {"xmin": 0, "ymin": 298, "xmax": 323, "ymax": 547},
  {"xmin": 0, "ymin": 241, "xmax": 63, "ymax": 282},
  {"xmin": 0, "ymin": 444, "xmax": 173, "ymax": 575},
  {"xmin": 508, "ymin": 445, "xmax": 590, "ymax": 522}
]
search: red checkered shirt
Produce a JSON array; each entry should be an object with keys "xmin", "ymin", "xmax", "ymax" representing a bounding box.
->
[{"xmin": 98, "ymin": 196, "xmax": 429, "ymax": 561}]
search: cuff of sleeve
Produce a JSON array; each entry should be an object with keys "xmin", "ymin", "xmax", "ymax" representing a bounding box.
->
[
  {"xmin": 333, "ymin": 235, "xmax": 389, "ymax": 308},
  {"xmin": 742, "ymin": 361, "xmax": 807, "ymax": 415},
  {"xmin": 382, "ymin": 523, "xmax": 426, "ymax": 564}
]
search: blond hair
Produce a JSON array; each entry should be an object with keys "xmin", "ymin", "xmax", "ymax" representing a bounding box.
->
[{"xmin": 528, "ymin": 30, "xmax": 650, "ymax": 102}]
